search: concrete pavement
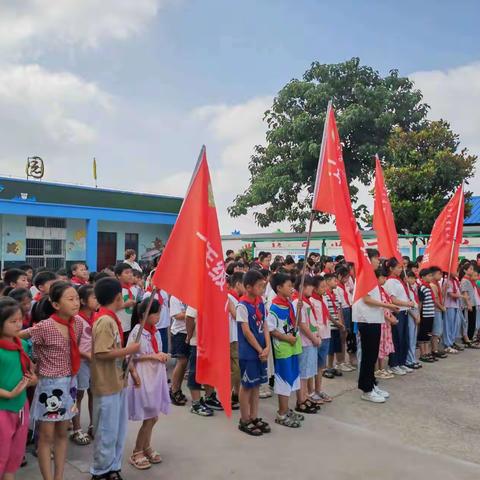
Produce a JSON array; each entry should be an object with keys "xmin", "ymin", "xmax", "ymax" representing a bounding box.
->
[{"xmin": 18, "ymin": 349, "xmax": 480, "ymax": 479}]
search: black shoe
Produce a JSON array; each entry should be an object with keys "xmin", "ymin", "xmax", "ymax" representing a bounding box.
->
[
  {"xmin": 332, "ymin": 368, "xmax": 343, "ymax": 377},
  {"xmin": 453, "ymin": 343, "xmax": 464, "ymax": 351},
  {"xmin": 170, "ymin": 389, "xmax": 187, "ymax": 406},
  {"xmin": 404, "ymin": 363, "xmax": 417, "ymax": 369},
  {"xmin": 203, "ymin": 393, "xmax": 224, "ymax": 411},
  {"xmin": 432, "ymin": 351, "xmax": 447, "ymax": 359},
  {"xmin": 191, "ymin": 401, "xmax": 214, "ymax": 416},
  {"xmin": 108, "ymin": 472, "xmax": 124, "ymax": 480},
  {"xmin": 322, "ymin": 369, "xmax": 335, "ymax": 379}
]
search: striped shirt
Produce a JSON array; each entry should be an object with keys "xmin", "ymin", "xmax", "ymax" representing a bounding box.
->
[
  {"xmin": 419, "ymin": 284, "xmax": 435, "ymax": 318},
  {"xmin": 323, "ymin": 291, "xmax": 340, "ymax": 330}
]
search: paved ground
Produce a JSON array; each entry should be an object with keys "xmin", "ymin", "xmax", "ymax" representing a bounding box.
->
[{"xmin": 19, "ymin": 349, "xmax": 480, "ymax": 480}]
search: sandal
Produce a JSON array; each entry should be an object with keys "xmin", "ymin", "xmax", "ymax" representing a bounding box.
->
[
  {"xmin": 322, "ymin": 370, "xmax": 335, "ymax": 379},
  {"xmin": 108, "ymin": 472, "xmax": 124, "ymax": 480},
  {"xmin": 252, "ymin": 417, "xmax": 271, "ymax": 433},
  {"xmin": 275, "ymin": 413, "xmax": 301, "ymax": 428},
  {"xmin": 144, "ymin": 446, "xmax": 162, "ymax": 464},
  {"xmin": 318, "ymin": 391, "xmax": 333, "ymax": 402},
  {"xmin": 70, "ymin": 430, "xmax": 91, "ymax": 446},
  {"xmin": 238, "ymin": 419, "xmax": 263, "ymax": 436},
  {"xmin": 419, "ymin": 355, "xmax": 434, "ymax": 363},
  {"xmin": 288, "ymin": 409, "xmax": 304, "ymax": 422},
  {"xmin": 129, "ymin": 451, "xmax": 151, "ymax": 470},
  {"xmin": 170, "ymin": 390, "xmax": 187, "ymax": 406},
  {"xmin": 304, "ymin": 398, "xmax": 321, "ymax": 411},
  {"xmin": 295, "ymin": 401, "xmax": 317, "ymax": 414}
]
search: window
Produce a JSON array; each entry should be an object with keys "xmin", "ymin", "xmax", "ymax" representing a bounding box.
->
[
  {"xmin": 26, "ymin": 217, "xmax": 66, "ymax": 228},
  {"xmin": 125, "ymin": 233, "xmax": 139, "ymax": 254},
  {"xmin": 26, "ymin": 219, "xmax": 67, "ymax": 269}
]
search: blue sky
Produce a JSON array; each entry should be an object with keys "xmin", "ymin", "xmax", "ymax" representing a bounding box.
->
[{"xmin": 0, "ymin": 0, "xmax": 479, "ymax": 233}]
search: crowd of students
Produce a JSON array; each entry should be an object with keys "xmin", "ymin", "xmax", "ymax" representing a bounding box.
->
[{"xmin": 1, "ymin": 247, "xmax": 479, "ymax": 479}]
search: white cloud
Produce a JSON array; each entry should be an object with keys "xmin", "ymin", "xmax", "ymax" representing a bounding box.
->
[
  {"xmin": 411, "ymin": 62, "xmax": 480, "ymax": 191},
  {"xmin": 0, "ymin": 0, "xmax": 168, "ymax": 55}
]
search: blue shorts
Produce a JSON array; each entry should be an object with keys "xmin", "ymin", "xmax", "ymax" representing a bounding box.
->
[
  {"xmin": 77, "ymin": 359, "xmax": 90, "ymax": 391},
  {"xmin": 298, "ymin": 345, "xmax": 317, "ymax": 379},
  {"xmin": 432, "ymin": 310, "xmax": 444, "ymax": 337},
  {"xmin": 328, "ymin": 329, "xmax": 342, "ymax": 354},
  {"xmin": 342, "ymin": 307, "xmax": 353, "ymax": 331},
  {"xmin": 239, "ymin": 358, "xmax": 267, "ymax": 388},
  {"xmin": 317, "ymin": 338, "xmax": 330, "ymax": 368}
]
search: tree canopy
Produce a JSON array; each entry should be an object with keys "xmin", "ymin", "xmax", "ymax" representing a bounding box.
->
[{"xmin": 228, "ymin": 57, "xmax": 476, "ymax": 233}]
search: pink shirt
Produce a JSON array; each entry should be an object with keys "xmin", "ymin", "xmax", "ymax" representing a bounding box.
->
[
  {"xmin": 76, "ymin": 316, "xmax": 92, "ymax": 354},
  {"xmin": 28, "ymin": 317, "xmax": 82, "ymax": 378}
]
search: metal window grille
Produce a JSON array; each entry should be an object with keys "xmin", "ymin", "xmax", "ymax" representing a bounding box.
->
[{"xmin": 27, "ymin": 217, "xmax": 66, "ymax": 228}]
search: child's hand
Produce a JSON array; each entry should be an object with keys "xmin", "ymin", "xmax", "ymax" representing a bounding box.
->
[
  {"xmin": 9, "ymin": 376, "xmax": 30, "ymax": 398},
  {"xmin": 388, "ymin": 303, "xmax": 400, "ymax": 313},
  {"xmin": 130, "ymin": 369, "xmax": 141, "ymax": 388},
  {"xmin": 125, "ymin": 342, "xmax": 141, "ymax": 356},
  {"xmin": 153, "ymin": 352, "xmax": 170, "ymax": 363},
  {"xmin": 26, "ymin": 372, "xmax": 38, "ymax": 387},
  {"xmin": 124, "ymin": 299, "xmax": 136, "ymax": 308},
  {"xmin": 286, "ymin": 334, "xmax": 297, "ymax": 346},
  {"xmin": 259, "ymin": 348, "xmax": 269, "ymax": 362},
  {"xmin": 314, "ymin": 336, "xmax": 321, "ymax": 347}
]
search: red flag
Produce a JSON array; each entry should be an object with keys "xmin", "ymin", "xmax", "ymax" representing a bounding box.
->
[
  {"xmin": 152, "ymin": 146, "xmax": 231, "ymax": 416},
  {"xmin": 312, "ymin": 103, "xmax": 377, "ymax": 302},
  {"xmin": 421, "ymin": 184, "xmax": 464, "ymax": 274},
  {"xmin": 373, "ymin": 155, "xmax": 402, "ymax": 262}
]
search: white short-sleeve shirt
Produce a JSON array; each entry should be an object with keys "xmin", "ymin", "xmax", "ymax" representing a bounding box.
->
[
  {"xmin": 170, "ymin": 296, "xmax": 187, "ymax": 335},
  {"xmin": 185, "ymin": 306, "xmax": 197, "ymax": 346},
  {"xmin": 384, "ymin": 278, "xmax": 409, "ymax": 311},
  {"xmin": 352, "ymin": 287, "xmax": 384, "ymax": 324}
]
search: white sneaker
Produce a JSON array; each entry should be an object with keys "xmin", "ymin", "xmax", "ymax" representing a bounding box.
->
[
  {"xmin": 339, "ymin": 363, "xmax": 354, "ymax": 372},
  {"xmin": 391, "ymin": 366, "xmax": 406, "ymax": 376},
  {"xmin": 259, "ymin": 385, "xmax": 272, "ymax": 398},
  {"xmin": 373, "ymin": 385, "xmax": 390, "ymax": 399},
  {"xmin": 400, "ymin": 365, "xmax": 413, "ymax": 373},
  {"xmin": 361, "ymin": 390, "xmax": 386, "ymax": 403}
]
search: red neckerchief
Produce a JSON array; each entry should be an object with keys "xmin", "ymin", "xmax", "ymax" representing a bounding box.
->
[
  {"xmin": 450, "ymin": 276, "xmax": 460, "ymax": 294},
  {"xmin": 292, "ymin": 291, "xmax": 318, "ymax": 321},
  {"xmin": 71, "ymin": 276, "xmax": 87, "ymax": 285},
  {"xmin": 93, "ymin": 307, "xmax": 124, "ymax": 345},
  {"xmin": 311, "ymin": 292, "xmax": 330, "ymax": 325},
  {"xmin": 144, "ymin": 323, "xmax": 159, "ymax": 353},
  {"xmin": 33, "ymin": 292, "xmax": 42, "ymax": 302},
  {"xmin": 271, "ymin": 295, "xmax": 296, "ymax": 328},
  {"xmin": 227, "ymin": 289, "xmax": 241, "ymax": 302},
  {"xmin": 322, "ymin": 268, "xmax": 332, "ymax": 275},
  {"xmin": 23, "ymin": 312, "xmax": 31, "ymax": 329},
  {"xmin": 145, "ymin": 287, "xmax": 164, "ymax": 306},
  {"xmin": 0, "ymin": 337, "xmax": 30, "ymax": 374},
  {"xmin": 337, "ymin": 282, "xmax": 351, "ymax": 306},
  {"xmin": 387, "ymin": 275, "xmax": 410, "ymax": 298},
  {"xmin": 379, "ymin": 286, "xmax": 392, "ymax": 303},
  {"xmin": 421, "ymin": 280, "xmax": 435, "ymax": 303},
  {"xmin": 78, "ymin": 310, "xmax": 94, "ymax": 327},
  {"xmin": 433, "ymin": 280, "xmax": 443, "ymax": 304},
  {"xmin": 325, "ymin": 289, "xmax": 338, "ymax": 314},
  {"xmin": 122, "ymin": 283, "xmax": 133, "ymax": 300},
  {"xmin": 468, "ymin": 278, "xmax": 480, "ymax": 297},
  {"xmin": 51, "ymin": 314, "xmax": 80, "ymax": 375},
  {"xmin": 239, "ymin": 295, "xmax": 264, "ymax": 327},
  {"xmin": 408, "ymin": 284, "xmax": 419, "ymax": 304}
]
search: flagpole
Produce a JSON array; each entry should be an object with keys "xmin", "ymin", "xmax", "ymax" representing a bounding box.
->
[
  {"xmin": 442, "ymin": 183, "xmax": 464, "ymax": 304},
  {"xmin": 122, "ymin": 289, "xmax": 158, "ymax": 384},
  {"xmin": 295, "ymin": 101, "xmax": 332, "ymax": 326}
]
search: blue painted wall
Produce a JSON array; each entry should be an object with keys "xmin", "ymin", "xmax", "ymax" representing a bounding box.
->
[{"xmin": 2, "ymin": 215, "xmax": 26, "ymax": 262}]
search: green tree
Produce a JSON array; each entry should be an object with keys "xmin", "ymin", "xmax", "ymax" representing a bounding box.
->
[
  {"xmin": 383, "ymin": 120, "xmax": 476, "ymax": 234},
  {"xmin": 229, "ymin": 57, "xmax": 429, "ymax": 231}
]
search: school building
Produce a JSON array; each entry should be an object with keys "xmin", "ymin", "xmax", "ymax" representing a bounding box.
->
[{"xmin": 0, "ymin": 177, "xmax": 182, "ymax": 272}]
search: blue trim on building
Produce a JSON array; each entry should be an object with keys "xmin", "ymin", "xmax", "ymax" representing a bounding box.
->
[{"xmin": 86, "ymin": 218, "xmax": 98, "ymax": 272}]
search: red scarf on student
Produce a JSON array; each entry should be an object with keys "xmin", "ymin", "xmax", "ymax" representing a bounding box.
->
[
  {"xmin": 93, "ymin": 307, "xmax": 124, "ymax": 345},
  {"xmin": 78, "ymin": 310, "xmax": 94, "ymax": 327},
  {"xmin": 239, "ymin": 295, "xmax": 264, "ymax": 327},
  {"xmin": 409, "ymin": 284, "xmax": 419, "ymax": 304},
  {"xmin": 51, "ymin": 314, "xmax": 80, "ymax": 375},
  {"xmin": 325, "ymin": 289, "xmax": 338, "ymax": 314},
  {"xmin": 33, "ymin": 292, "xmax": 42, "ymax": 302},
  {"xmin": 387, "ymin": 275, "xmax": 410, "ymax": 298},
  {"xmin": 312, "ymin": 292, "xmax": 330, "ymax": 325},
  {"xmin": 0, "ymin": 337, "xmax": 31, "ymax": 374},
  {"xmin": 122, "ymin": 283, "xmax": 134, "ymax": 300},
  {"xmin": 322, "ymin": 268, "xmax": 332, "ymax": 275},
  {"xmin": 71, "ymin": 276, "xmax": 87, "ymax": 286},
  {"xmin": 468, "ymin": 278, "xmax": 480, "ymax": 297},
  {"xmin": 421, "ymin": 280, "xmax": 435, "ymax": 303},
  {"xmin": 22, "ymin": 312, "xmax": 31, "ymax": 329},
  {"xmin": 143, "ymin": 323, "xmax": 159, "ymax": 353},
  {"xmin": 379, "ymin": 286, "xmax": 392, "ymax": 303},
  {"xmin": 337, "ymin": 282, "xmax": 351, "ymax": 306},
  {"xmin": 145, "ymin": 286, "xmax": 164, "ymax": 305},
  {"xmin": 292, "ymin": 291, "xmax": 318, "ymax": 321},
  {"xmin": 227, "ymin": 289, "xmax": 241, "ymax": 302},
  {"xmin": 271, "ymin": 295, "xmax": 296, "ymax": 328},
  {"xmin": 433, "ymin": 280, "xmax": 443, "ymax": 304},
  {"xmin": 450, "ymin": 276, "xmax": 460, "ymax": 294}
]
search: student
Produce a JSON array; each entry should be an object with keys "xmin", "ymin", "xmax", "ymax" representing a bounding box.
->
[
  {"xmin": 323, "ymin": 273, "xmax": 347, "ymax": 375},
  {"xmin": 267, "ymin": 273, "xmax": 303, "ymax": 427},
  {"xmin": 3, "ymin": 269, "xmax": 29, "ymax": 294},
  {"xmin": 227, "ymin": 272, "xmax": 245, "ymax": 410},
  {"xmin": 376, "ymin": 269, "xmax": 396, "ymax": 379},
  {"xmin": 444, "ymin": 273, "xmax": 463, "ymax": 353},
  {"xmin": 335, "ymin": 266, "xmax": 356, "ymax": 370},
  {"xmin": 185, "ymin": 307, "xmax": 222, "ymax": 416},
  {"xmin": 292, "ymin": 276, "xmax": 321, "ymax": 414},
  {"xmin": 320, "ymin": 256, "xmax": 334, "ymax": 275},
  {"xmin": 70, "ymin": 263, "xmax": 89, "ymax": 286},
  {"xmin": 132, "ymin": 270, "xmax": 145, "ymax": 300},
  {"xmin": 283, "ymin": 256, "xmax": 296, "ymax": 272},
  {"xmin": 353, "ymin": 249, "xmax": 398, "ymax": 403},
  {"xmin": 384, "ymin": 258, "xmax": 415, "ymax": 375},
  {"xmin": 90, "ymin": 277, "xmax": 141, "ymax": 479},
  {"xmin": 405, "ymin": 271, "xmax": 422, "ymax": 369},
  {"xmin": 127, "ymin": 298, "xmax": 170, "ymax": 470},
  {"xmin": 21, "ymin": 281, "xmax": 83, "ymax": 480},
  {"xmin": 32, "ymin": 271, "xmax": 58, "ymax": 304},
  {"xmin": 19, "ymin": 264, "xmax": 34, "ymax": 287},
  {"xmin": 143, "ymin": 287, "xmax": 170, "ymax": 354},
  {"xmin": 460, "ymin": 262, "xmax": 477, "ymax": 346},
  {"xmin": 114, "ymin": 262, "xmax": 139, "ymax": 344},
  {"xmin": 169, "ymin": 295, "xmax": 189, "ymax": 406},
  {"xmin": 472, "ymin": 268, "xmax": 480, "ymax": 344},
  {"xmin": 71, "ymin": 285, "xmax": 99, "ymax": 446},
  {"xmin": 0, "ymin": 298, "xmax": 37, "ymax": 479},
  {"xmin": 56, "ymin": 268, "xmax": 69, "ymax": 282},
  {"xmin": 236, "ymin": 269, "xmax": 271, "ymax": 436},
  {"xmin": 8, "ymin": 288, "xmax": 33, "ymax": 329},
  {"xmin": 310, "ymin": 276, "xmax": 333, "ymax": 403},
  {"xmin": 430, "ymin": 267, "xmax": 448, "ymax": 358},
  {"xmin": 418, "ymin": 268, "xmax": 436, "ymax": 362}
]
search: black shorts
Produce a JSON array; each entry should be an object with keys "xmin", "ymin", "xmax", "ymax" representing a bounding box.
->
[
  {"xmin": 418, "ymin": 316, "xmax": 434, "ymax": 342},
  {"xmin": 171, "ymin": 332, "xmax": 190, "ymax": 358},
  {"xmin": 328, "ymin": 329, "xmax": 342, "ymax": 354}
]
